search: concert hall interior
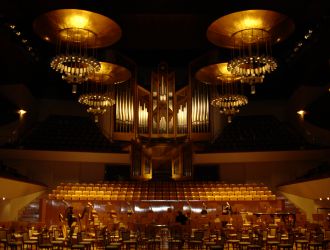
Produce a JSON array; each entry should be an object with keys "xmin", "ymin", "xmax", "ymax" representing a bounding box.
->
[{"xmin": 0, "ymin": 0, "xmax": 330, "ymax": 249}]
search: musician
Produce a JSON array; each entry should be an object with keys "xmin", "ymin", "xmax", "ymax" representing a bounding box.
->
[
  {"xmin": 222, "ymin": 202, "xmax": 232, "ymax": 215},
  {"xmin": 175, "ymin": 211, "xmax": 188, "ymax": 225}
]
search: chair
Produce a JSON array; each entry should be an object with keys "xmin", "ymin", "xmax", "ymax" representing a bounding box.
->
[
  {"xmin": 50, "ymin": 228, "xmax": 65, "ymax": 250},
  {"xmin": 247, "ymin": 230, "xmax": 264, "ymax": 250},
  {"xmin": 188, "ymin": 230, "xmax": 204, "ymax": 250},
  {"xmin": 168, "ymin": 226, "xmax": 184, "ymax": 250},
  {"xmin": 308, "ymin": 231, "xmax": 324, "ymax": 250},
  {"xmin": 145, "ymin": 227, "xmax": 160, "ymax": 250},
  {"xmin": 6, "ymin": 233, "xmax": 23, "ymax": 250},
  {"xmin": 37, "ymin": 231, "xmax": 52, "ymax": 250},
  {"xmin": 296, "ymin": 239, "xmax": 309, "ymax": 250},
  {"xmin": 77, "ymin": 232, "xmax": 93, "ymax": 250},
  {"xmin": 121, "ymin": 230, "xmax": 137, "ymax": 250},
  {"xmin": 266, "ymin": 231, "xmax": 281, "ymax": 250},
  {"xmin": 22, "ymin": 232, "xmax": 38, "ymax": 250},
  {"xmin": 209, "ymin": 231, "xmax": 226, "ymax": 250},
  {"xmin": 104, "ymin": 230, "xmax": 122, "ymax": 250},
  {"xmin": 278, "ymin": 232, "xmax": 294, "ymax": 250},
  {"xmin": 0, "ymin": 228, "xmax": 8, "ymax": 250}
]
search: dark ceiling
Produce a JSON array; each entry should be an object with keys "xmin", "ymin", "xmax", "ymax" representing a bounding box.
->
[{"xmin": 0, "ymin": 0, "xmax": 329, "ymax": 101}]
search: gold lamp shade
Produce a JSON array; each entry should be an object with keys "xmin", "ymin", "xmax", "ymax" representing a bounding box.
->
[
  {"xmin": 33, "ymin": 9, "xmax": 122, "ymax": 48},
  {"xmin": 207, "ymin": 9, "xmax": 294, "ymax": 48},
  {"xmin": 195, "ymin": 63, "xmax": 240, "ymax": 84},
  {"xmin": 89, "ymin": 62, "xmax": 131, "ymax": 84}
]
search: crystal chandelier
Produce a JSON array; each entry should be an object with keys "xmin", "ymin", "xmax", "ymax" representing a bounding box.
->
[
  {"xmin": 196, "ymin": 63, "xmax": 248, "ymax": 123},
  {"xmin": 33, "ymin": 9, "xmax": 122, "ymax": 94},
  {"xmin": 206, "ymin": 10, "xmax": 295, "ymax": 94},
  {"xmin": 211, "ymin": 77, "xmax": 248, "ymax": 123},
  {"xmin": 227, "ymin": 28, "xmax": 277, "ymax": 94},
  {"xmin": 79, "ymin": 94, "xmax": 115, "ymax": 123},
  {"xmin": 79, "ymin": 62, "xmax": 131, "ymax": 122},
  {"xmin": 50, "ymin": 27, "xmax": 101, "ymax": 94}
]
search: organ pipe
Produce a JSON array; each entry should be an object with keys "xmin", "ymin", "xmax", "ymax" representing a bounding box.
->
[
  {"xmin": 115, "ymin": 84, "xmax": 134, "ymax": 132},
  {"xmin": 138, "ymin": 102, "xmax": 148, "ymax": 134},
  {"xmin": 177, "ymin": 103, "xmax": 187, "ymax": 134},
  {"xmin": 192, "ymin": 84, "xmax": 209, "ymax": 133}
]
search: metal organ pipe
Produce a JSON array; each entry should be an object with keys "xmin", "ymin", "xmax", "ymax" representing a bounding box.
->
[
  {"xmin": 115, "ymin": 85, "xmax": 134, "ymax": 132},
  {"xmin": 192, "ymin": 84, "xmax": 209, "ymax": 133}
]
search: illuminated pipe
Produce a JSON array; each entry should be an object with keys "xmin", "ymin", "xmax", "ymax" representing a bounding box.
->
[
  {"xmin": 138, "ymin": 101, "xmax": 141, "ymax": 131},
  {"xmin": 198, "ymin": 88, "xmax": 202, "ymax": 131},
  {"xmin": 206, "ymin": 89, "xmax": 209, "ymax": 123},
  {"xmin": 119, "ymin": 90, "xmax": 123, "ymax": 132},
  {"xmin": 201, "ymin": 87, "xmax": 204, "ymax": 131},
  {"xmin": 193, "ymin": 92, "xmax": 197, "ymax": 132},
  {"xmin": 124, "ymin": 90, "xmax": 128, "ymax": 131}
]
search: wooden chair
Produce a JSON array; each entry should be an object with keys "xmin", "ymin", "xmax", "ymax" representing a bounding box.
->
[
  {"xmin": 168, "ymin": 226, "xmax": 184, "ymax": 250},
  {"xmin": 188, "ymin": 230, "xmax": 204, "ymax": 250},
  {"xmin": 22, "ymin": 232, "xmax": 38, "ymax": 250},
  {"xmin": 0, "ymin": 228, "xmax": 8, "ymax": 250},
  {"xmin": 37, "ymin": 231, "xmax": 52, "ymax": 250},
  {"xmin": 6, "ymin": 233, "xmax": 23, "ymax": 250},
  {"xmin": 145, "ymin": 227, "xmax": 160, "ymax": 250},
  {"xmin": 121, "ymin": 230, "xmax": 137, "ymax": 250}
]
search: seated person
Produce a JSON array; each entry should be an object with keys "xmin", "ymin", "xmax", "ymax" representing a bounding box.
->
[
  {"xmin": 175, "ymin": 211, "xmax": 188, "ymax": 225},
  {"xmin": 222, "ymin": 202, "xmax": 232, "ymax": 215}
]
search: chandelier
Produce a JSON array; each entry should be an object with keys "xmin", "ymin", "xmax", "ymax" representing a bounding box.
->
[
  {"xmin": 207, "ymin": 10, "xmax": 295, "ymax": 94},
  {"xmin": 78, "ymin": 62, "xmax": 131, "ymax": 122},
  {"xmin": 196, "ymin": 62, "xmax": 248, "ymax": 123},
  {"xmin": 50, "ymin": 27, "xmax": 101, "ymax": 93},
  {"xmin": 227, "ymin": 28, "xmax": 277, "ymax": 94},
  {"xmin": 33, "ymin": 9, "xmax": 122, "ymax": 93}
]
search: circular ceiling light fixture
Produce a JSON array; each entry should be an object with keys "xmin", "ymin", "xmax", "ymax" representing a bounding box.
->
[
  {"xmin": 33, "ymin": 9, "xmax": 122, "ymax": 93},
  {"xmin": 207, "ymin": 10, "xmax": 294, "ymax": 94}
]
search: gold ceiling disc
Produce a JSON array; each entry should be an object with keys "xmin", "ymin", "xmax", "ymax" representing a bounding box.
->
[
  {"xmin": 33, "ymin": 9, "xmax": 122, "ymax": 48},
  {"xmin": 207, "ymin": 9, "xmax": 295, "ymax": 48},
  {"xmin": 195, "ymin": 62, "xmax": 240, "ymax": 84},
  {"xmin": 89, "ymin": 62, "xmax": 131, "ymax": 84}
]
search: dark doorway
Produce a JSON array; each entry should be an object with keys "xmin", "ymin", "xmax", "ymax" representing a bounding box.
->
[{"xmin": 152, "ymin": 159, "xmax": 172, "ymax": 180}]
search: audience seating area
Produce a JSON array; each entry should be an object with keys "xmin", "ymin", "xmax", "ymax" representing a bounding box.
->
[
  {"xmin": 17, "ymin": 115, "xmax": 124, "ymax": 152},
  {"xmin": 48, "ymin": 181, "xmax": 276, "ymax": 202},
  {"xmin": 210, "ymin": 115, "xmax": 312, "ymax": 152}
]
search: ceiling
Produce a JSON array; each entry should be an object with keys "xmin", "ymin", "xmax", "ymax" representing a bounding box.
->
[{"xmin": 0, "ymin": 0, "xmax": 329, "ymax": 102}]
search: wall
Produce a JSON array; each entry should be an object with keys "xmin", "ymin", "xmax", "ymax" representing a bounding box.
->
[
  {"xmin": 288, "ymin": 85, "xmax": 330, "ymax": 146},
  {"xmin": 5, "ymin": 160, "xmax": 105, "ymax": 189},
  {"xmin": 279, "ymin": 191, "xmax": 316, "ymax": 221},
  {"xmin": 37, "ymin": 99, "xmax": 87, "ymax": 121},
  {"xmin": 0, "ymin": 191, "xmax": 45, "ymax": 221},
  {"xmin": 218, "ymin": 161, "xmax": 320, "ymax": 189},
  {"xmin": 0, "ymin": 84, "xmax": 38, "ymax": 145},
  {"xmin": 240, "ymin": 99, "xmax": 289, "ymax": 122}
]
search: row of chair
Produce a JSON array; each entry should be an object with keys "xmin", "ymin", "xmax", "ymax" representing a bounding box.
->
[
  {"xmin": 53, "ymin": 190, "xmax": 272, "ymax": 196},
  {"xmin": 57, "ymin": 181, "xmax": 269, "ymax": 189},
  {"xmin": 48, "ymin": 193, "xmax": 276, "ymax": 202}
]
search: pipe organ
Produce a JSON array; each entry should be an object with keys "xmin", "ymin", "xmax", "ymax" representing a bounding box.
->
[
  {"xmin": 176, "ymin": 87, "xmax": 189, "ymax": 135},
  {"xmin": 137, "ymin": 86, "xmax": 150, "ymax": 135},
  {"xmin": 191, "ymin": 83, "xmax": 209, "ymax": 133},
  {"xmin": 151, "ymin": 62, "xmax": 175, "ymax": 136},
  {"xmin": 115, "ymin": 82, "xmax": 134, "ymax": 133},
  {"xmin": 104, "ymin": 62, "xmax": 212, "ymax": 180}
]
